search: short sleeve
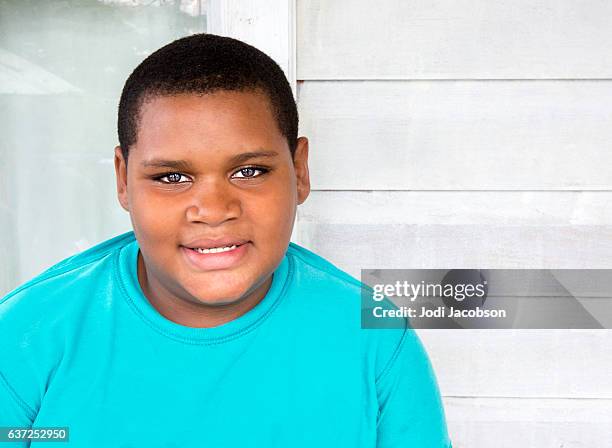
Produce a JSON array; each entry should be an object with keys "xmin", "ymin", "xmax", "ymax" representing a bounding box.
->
[
  {"xmin": 0, "ymin": 371, "xmax": 35, "ymax": 447},
  {"xmin": 0, "ymin": 289, "xmax": 46, "ymax": 445},
  {"xmin": 375, "ymin": 328, "xmax": 452, "ymax": 448}
]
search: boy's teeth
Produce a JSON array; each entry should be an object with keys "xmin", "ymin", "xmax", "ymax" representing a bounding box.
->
[{"xmin": 192, "ymin": 245, "xmax": 237, "ymax": 254}]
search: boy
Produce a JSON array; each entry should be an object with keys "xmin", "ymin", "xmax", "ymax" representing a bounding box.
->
[{"xmin": 0, "ymin": 34, "xmax": 451, "ymax": 447}]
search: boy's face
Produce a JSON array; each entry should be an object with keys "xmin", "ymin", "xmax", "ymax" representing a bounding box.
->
[{"xmin": 114, "ymin": 90, "xmax": 309, "ymax": 310}]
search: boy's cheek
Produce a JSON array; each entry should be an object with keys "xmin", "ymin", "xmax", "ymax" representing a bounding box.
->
[
  {"xmin": 131, "ymin": 204, "xmax": 181, "ymax": 243},
  {"xmin": 251, "ymin": 190, "xmax": 294, "ymax": 221}
]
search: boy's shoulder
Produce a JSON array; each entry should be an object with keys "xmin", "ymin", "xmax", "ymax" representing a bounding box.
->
[
  {"xmin": 285, "ymin": 242, "xmax": 411, "ymax": 380},
  {"xmin": 0, "ymin": 231, "xmax": 135, "ymax": 315},
  {"xmin": 285, "ymin": 241, "xmax": 366, "ymax": 297},
  {"xmin": 36, "ymin": 231, "xmax": 135, "ymax": 280}
]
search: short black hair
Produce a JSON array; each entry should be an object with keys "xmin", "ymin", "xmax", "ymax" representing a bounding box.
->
[{"xmin": 117, "ymin": 33, "xmax": 298, "ymax": 163}]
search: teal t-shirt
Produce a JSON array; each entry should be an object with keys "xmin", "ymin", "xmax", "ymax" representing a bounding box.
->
[{"xmin": 0, "ymin": 231, "xmax": 451, "ymax": 447}]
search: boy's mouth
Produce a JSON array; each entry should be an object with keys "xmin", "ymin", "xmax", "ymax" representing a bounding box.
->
[
  {"xmin": 180, "ymin": 238, "xmax": 251, "ymax": 270},
  {"xmin": 189, "ymin": 245, "xmax": 239, "ymax": 254},
  {"xmin": 182, "ymin": 237, "xmax": 249, "ymax": 250}
]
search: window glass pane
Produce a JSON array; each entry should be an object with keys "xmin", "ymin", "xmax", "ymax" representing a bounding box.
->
[{"xmin": 0, "ymin": 0, "xmax": 207, "ymax": 294}]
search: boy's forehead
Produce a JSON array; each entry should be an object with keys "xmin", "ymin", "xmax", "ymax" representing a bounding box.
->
[
  {"xmin": 133, "ymin": 91, "xmax": 287, "ymax": 161},
  {"xmin": 138, "ymin": 91, "xmax": 278, "ymax": 132}
]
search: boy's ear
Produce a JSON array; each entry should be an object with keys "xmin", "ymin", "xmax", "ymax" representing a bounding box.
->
[
  {"xmin": 114, "ymin": 146, "xmax": 130, "ymax": 212},
  {"xmin": 293, "ymin": 137, "xmax": 311, "ymax": 205}
]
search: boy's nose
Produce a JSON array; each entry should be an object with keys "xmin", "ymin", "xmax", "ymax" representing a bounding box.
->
[{"xmin": 185, "ymin": 181, "xmax": 241, "ymax": 226}]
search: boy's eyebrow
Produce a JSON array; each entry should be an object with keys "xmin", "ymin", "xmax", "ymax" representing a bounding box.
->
[
  {"xmin": 141, "ymin": 150, "xmax": 280, "ymax": 170},
  {"xmin": 228, "ymin": 150, "xmax": 279, "ymax": 164}
]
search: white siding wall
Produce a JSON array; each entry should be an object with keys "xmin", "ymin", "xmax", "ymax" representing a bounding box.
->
[{"xmin": 296, "ymin": 1, "xmax": 612, "ymax": 446}]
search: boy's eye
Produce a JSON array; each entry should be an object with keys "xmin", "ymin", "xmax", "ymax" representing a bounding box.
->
[
  {"xmin": 152, "ymin": 167, "xmax": 268, "ymax": 184},
  {"xmin": 154, "ymin": 172, "xmax": 191, "ymax": 184},
  {"xmin": 232, "ymin": 166, "xmax": 268, "ymax": 179}
]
